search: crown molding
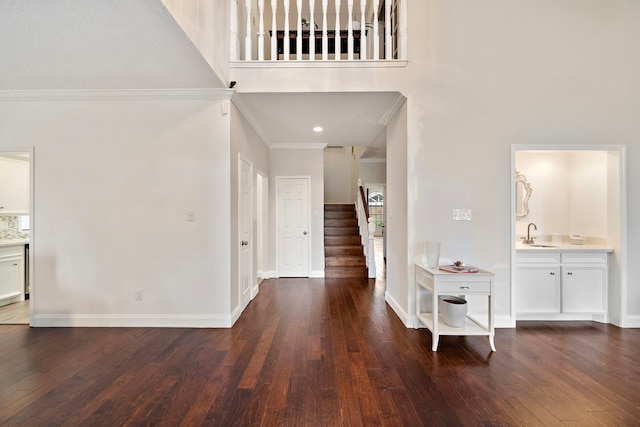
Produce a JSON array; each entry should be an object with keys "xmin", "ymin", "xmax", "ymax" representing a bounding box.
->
[
  {"xmin": 378, "ymin": 92, "xmax": 407, "ymax": 125},
  {"xmin": 230, "ymin": 93, "xmax": 272, "ymax": 147},
  {"xmin": 270, "ymin": 143, "xmax": 328, "ymax": 150},
  {"xmin": 0, "ymin": 89, "xmax": 233, "ymax": 102}
]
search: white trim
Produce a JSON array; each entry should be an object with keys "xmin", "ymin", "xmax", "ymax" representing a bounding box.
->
[
  {"xmin": 0, "ymin": 89, "xmax": 233, "ymax": 102},
  {"xmin": 385, "ymin": 291, "xmax": 411, "ymax": 327},
  {"xmin": 494, "ymin": 315, "xmax": 515, "ymax": 328},
  {"xmin": 379, "ymin": 92, "xmax": 407, "ymax": 126},
  {"xmin": 230, "ymin": 60, "xmax": 408, "ymax": 69},
  {"xmin": 510, "ymin": 144, "xmax": 627, "ymax": 328},
  {"xmin": 310, "ymin": 270, "xmax": 325, "ymax": 278},
  {"xmin": 270, "ymin": 143, "xmax": 328, "ymax": 150},
  {"xmin": 359, "ymin": 158, "xmax": 387, "ymax": 163},
  {"xmin": 268, "ymin": 270, "xmax": 279, "ymax": 278},
  {"xmin": 31, "ymin": 314, "xmax": 234, "ymax": 328},
  {"xmin": 624, "ymin": 315, "xmax": 640, "ymax": 328}
]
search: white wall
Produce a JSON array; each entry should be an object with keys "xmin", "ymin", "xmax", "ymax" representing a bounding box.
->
[
  {"xmin": 324, "ymin": 147, "xmax": 358, "ymax": 204},
  {"xmin": 269, "ymin": 147, "xmax": 325, "ymax": 277},
  {"xmin": 0, "ymin": 91, "xmax": 234, "ymax": 327},
  {"xmin": 358, "ymin": 159, "xmax": 386, "ymax": 186},
  {"xmin": 0, "ymin": 1, "xmax": 221, "ymax": 90},
  {"xmin": 385, "ymin": 102, "xmax": 408, "ymax": 323},
  {"xmin": 160, "ymin": 0, "xmax": 229, "ymax": 87},
  {"xmin": 515, "ymin": 151, "xmax": 609, "ymax": 241},
  {"xmin": 230, "ymin": 101, "xmax": 270, "ymax": 319}
]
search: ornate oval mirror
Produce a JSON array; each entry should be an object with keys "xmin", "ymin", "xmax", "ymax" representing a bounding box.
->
[{"xmin": 515, "ymin": 170, "xmax": 532, "ymax": 220}]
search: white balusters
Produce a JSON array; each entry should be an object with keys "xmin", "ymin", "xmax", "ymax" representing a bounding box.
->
[
  {"xmin": 283, "ymin": 0, "xmax": 291, "ymax": 60},
  {"xmin": 347, "ymin": 0, "xmax": 354, "ymax": 61},
  {"xmin": 296, "ymin": 0, "xmax": 303, "ymax": 60},
  {"xmin": 271, "ymin": 0, "xmax": 278, "ymax": 60},
  {"xmin": 360, "ymin": 0, "xmax": 366, "ymax": 60},
  {"xmin": 334, "ymin": 0, "xmax": 341, "ymax": 60},
  {"xmin": 309, "ymin": 0, "xmax": 316, "ymax": 60},
  {"xmin": 230, "ymin": 0, "xmax": 403, "ymax": 62},
  {"xmin": 367, "ymin": 217, "xmax": 376, "ymax": 278},
  {"xmin": 373, "ymin": 0, "xmax": 379, "ymax": 60},
  {"xmin": 258, "ymin": 0, "xmax": 265, "ymax": 61},
  {"xmin": 230, "ymin": 0, "xmax": 238, "ymax": 61},
  {"xmin": 384, "ymin": 0, "xmax": 391, "ymax": 59},
  {"xmin": 322, "ymin": 0, "xmax": 328, "ymax": 60},
  {"xmin": 399, "ymin": 0, "xmax": 407, "ymax": 60},
  {"xmin": 245, "ymin": 0, "xmax": 252, "ymax": 60}
]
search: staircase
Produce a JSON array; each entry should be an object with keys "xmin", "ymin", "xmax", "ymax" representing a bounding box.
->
[{"xmin": 324, "ymin": 204, "xmax": 368, "ymax": 279}]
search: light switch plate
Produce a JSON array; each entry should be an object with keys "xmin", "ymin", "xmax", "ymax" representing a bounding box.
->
[{"xmin": 452, "ymin": 209, "xmax": 472, "ymax": 221}]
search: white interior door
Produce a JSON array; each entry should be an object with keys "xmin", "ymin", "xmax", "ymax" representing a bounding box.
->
[
  {"xmin": 239, "ymin": 157, "xmax": 252, "ymax": 308},
  {"xmin": 277, "ymin": 177, "xmax": 310, "ymax": 277}
]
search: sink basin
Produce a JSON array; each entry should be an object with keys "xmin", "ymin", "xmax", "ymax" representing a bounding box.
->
[{"xmin": 526, "ymin": 244, "xmax": 557, "ymax": 248}]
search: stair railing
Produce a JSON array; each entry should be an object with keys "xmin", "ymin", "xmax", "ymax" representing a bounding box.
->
[{"xmin": 356, "ymin": 180, "xmax": 376, "ymax": 278}]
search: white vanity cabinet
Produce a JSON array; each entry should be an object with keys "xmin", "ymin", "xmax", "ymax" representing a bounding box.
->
[
  {"xmin": 0, "ymin": 245, "xmax": 25, "ymax": 307},
  {"xmin": 516, "ymin": 249, "xmax": 609, "ymax": 320}
]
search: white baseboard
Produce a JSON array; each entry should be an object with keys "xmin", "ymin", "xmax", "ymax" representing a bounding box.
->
[
  {"xmin": 385, "ymin": 291, "xmax": 412, "ymax": 328},
  {"xmin": 310, "ymin": 270, "xmax": 325, "ymax": 278},
  {"xmin": 495, "ymin": 315, "xmax": 515, "ymax": 328},
  {"xmin": 268, "ymin": 270, "xmax": 279, "ymax": 279},
  {"xmin": 623, "ymin": 315, "xmax": 640, "ymax": 328},
  {"xmin": 31, "ymin": 314, "xmax": 233, "ymax": 328}
]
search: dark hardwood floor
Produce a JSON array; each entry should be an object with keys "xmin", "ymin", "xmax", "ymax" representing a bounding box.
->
[{"xmin": 1, "ymin": 275, "xmax": 639, "ymax": 425}]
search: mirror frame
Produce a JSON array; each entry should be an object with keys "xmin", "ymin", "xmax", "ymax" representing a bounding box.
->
[{"xmin": 515, "ymin": 170, "xmax": 532, "ymax": 220}]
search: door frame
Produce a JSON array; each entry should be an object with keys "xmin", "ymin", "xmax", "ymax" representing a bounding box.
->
[
  {"xmin": 275, "ymin": 175, "xmax": 312, "ymax": 278},
  {"xmin": 238, "ymin": 154, "xmax": 253, "ymax": 311},
  {"xmin": 510, "ymin": 144, "xmax": 627, "ymax": 327}
]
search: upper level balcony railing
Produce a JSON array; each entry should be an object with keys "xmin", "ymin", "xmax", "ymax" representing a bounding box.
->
[{"xmin": 231, "ymin": 0, "xmax": 407, "ymax": 62}]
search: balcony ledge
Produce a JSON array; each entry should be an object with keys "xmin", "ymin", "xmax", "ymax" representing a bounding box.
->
[{"xmin": 230, "ymin": 60, "xmax": 408, "ymax": 69}]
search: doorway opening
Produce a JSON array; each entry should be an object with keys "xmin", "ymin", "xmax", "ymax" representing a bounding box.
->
[{"xmin": 0, "ymin": 150, "xmax": 31, "ymax": 325}]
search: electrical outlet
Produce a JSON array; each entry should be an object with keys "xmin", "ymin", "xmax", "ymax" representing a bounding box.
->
[
  {"xmin": 452, "ymin": 209, "xmax": 472, "ymax": 221},
  {"xmin": 135, "ymin": 290, "xmax": 143, "ymax": 301}
]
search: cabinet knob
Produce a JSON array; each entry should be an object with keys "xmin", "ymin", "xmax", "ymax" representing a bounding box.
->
[
  {"xmin": 550, "ymin": 272, "xmax": 555, "ymax": 275},
  {"xmin": 567, "ymin": 272, "xmax": 573, "ymax": 276},
  {"xmin": 460, "ymin": 286, "xmax": 470, "ymax": 290}
]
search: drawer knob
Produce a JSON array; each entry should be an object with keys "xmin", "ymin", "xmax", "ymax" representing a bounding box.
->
[
  {"xmin": 460, "ymin": 286, "xmax": 470, "ymax": 290},
  {"xmin": 550, "ymin": 272, "xmax": 555, "ymax": 275}
]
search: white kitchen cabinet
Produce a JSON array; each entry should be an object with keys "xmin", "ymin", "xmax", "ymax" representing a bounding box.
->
[
  {"xmin": 516, "ymin": 249, "xmax": 609, "ymax": 321},
  {"xmin": 0, "ymin": 245, "xmax": 25, "ymax": 307},
  {"xmin": 0, "ymin": 156, "xmax": 29, "ymax": 214}
]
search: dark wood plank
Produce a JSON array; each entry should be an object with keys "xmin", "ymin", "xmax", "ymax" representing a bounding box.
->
[{"xmin": 1, "ymin": 270, "xmax": 640, "ymax": 426}]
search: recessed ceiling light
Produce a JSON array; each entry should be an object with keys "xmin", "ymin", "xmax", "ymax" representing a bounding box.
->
[{"xmin": 313, "ymin": 126, "xmax": 323, "ymax": 132}]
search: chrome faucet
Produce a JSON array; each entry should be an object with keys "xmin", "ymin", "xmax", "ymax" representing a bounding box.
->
[{"xmin": 523, "ymin": 223, "xmax": 537, "ymax": 244}]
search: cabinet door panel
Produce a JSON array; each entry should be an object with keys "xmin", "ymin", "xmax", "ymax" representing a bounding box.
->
[
  {"xmin": 0, "ymin": 257, "xmax": 23, "ymax": 298},
  {"xmin": 516, "ymin": 266, "xmax": 560, "ymax": 314},
  {"xmin": 562, "ymin": 266, "xmax": 606, "ymax": 313}
]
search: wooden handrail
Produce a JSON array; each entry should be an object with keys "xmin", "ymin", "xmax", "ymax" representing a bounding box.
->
[{"xmin": 359, "ymin": 186, "xmax": 369, "ymax": 219}]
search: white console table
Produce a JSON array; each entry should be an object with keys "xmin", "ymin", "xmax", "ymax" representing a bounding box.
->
[{"xmin": 415, "ymin": 263, "xmax": 496, "ymax": 352}]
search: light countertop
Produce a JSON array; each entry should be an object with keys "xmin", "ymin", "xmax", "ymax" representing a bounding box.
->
[
  {"xmin": 516, "ymin": 241, "xmax": 613, "ymax": 252},
  {"xmin": 0, "ymin": 238, "xmax": 29, "ymax": 247}
]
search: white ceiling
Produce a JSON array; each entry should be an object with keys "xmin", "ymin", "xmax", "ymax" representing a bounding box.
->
[{"xmin": 235, "ymin": 92, "xmax": 401, "ymax": 156}]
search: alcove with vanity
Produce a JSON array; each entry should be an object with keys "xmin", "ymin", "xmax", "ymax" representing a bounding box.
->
[{"xmin": 512, "ymin": 147, "xmax": 623, "ymax": 324}]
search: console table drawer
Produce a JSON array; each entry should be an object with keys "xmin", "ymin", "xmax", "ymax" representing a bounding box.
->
[{"xmin": 437, "ymin": 281, "xmax": 491, "ymax": 294}]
